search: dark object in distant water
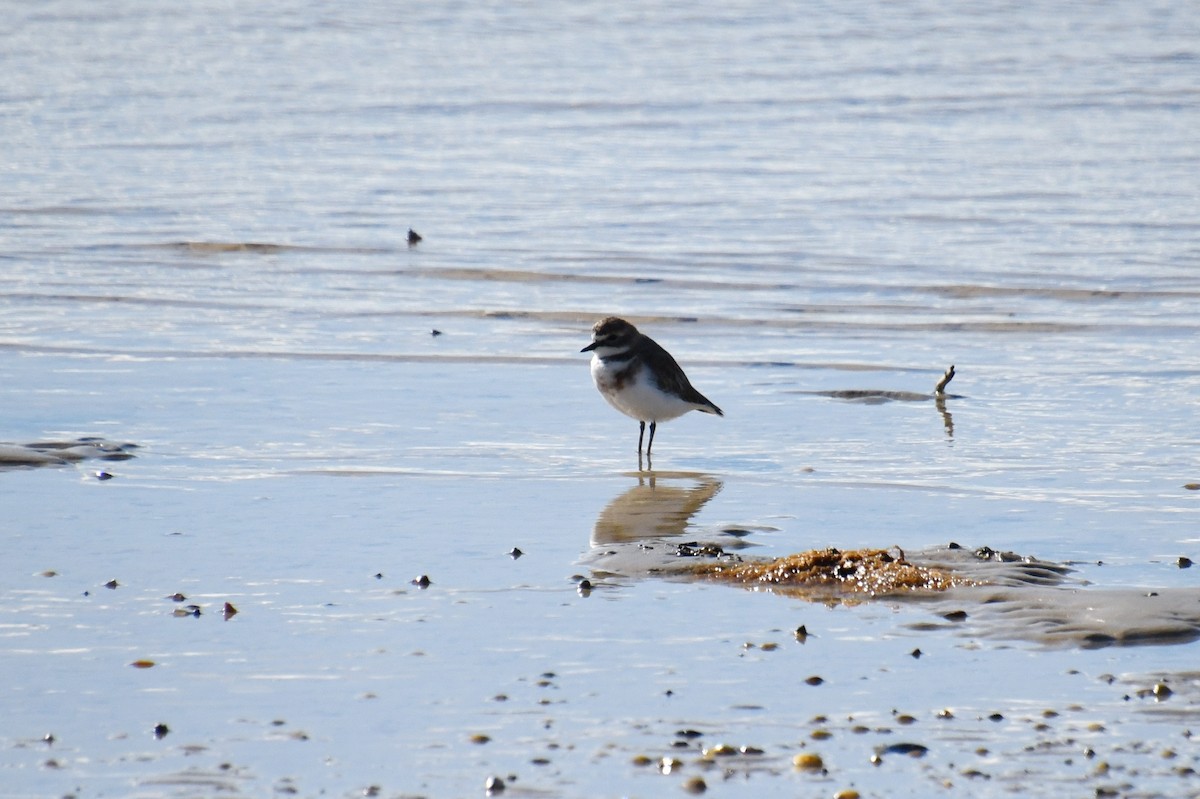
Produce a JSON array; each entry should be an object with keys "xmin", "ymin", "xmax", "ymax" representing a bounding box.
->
[
  {"xmin": 804, "ymin": 364, "xmax": 960, "ymax": 404},
  {"xmin": 933, "ymin": 364, "xmax": 956, "ymax": 395},
  {"xmin": 0, "ymin": 437, "xmax": 139, "ymax": 471},
  {"xmin": 431, "ymin": 329, "xmax": 443, "ymax": 337},
  {"xmin": 1178, "ymin": 556, "xmax": 1193, "ymax": 569},
  {"xmin": 799, "ymin": 365, "xmax": 960, "ymax": 438},
  {"xmin": 407, "ymin": 228, "xmax": 422, "ymax": 245}
]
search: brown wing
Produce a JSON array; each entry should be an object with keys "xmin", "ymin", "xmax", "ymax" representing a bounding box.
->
[{"xmin": 638, "ymin": 334, "xmax": 724, "ymax": 416}]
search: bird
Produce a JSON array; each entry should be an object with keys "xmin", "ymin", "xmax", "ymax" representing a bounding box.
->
[{"xmin": 581, "ymin": 316, "xmax": 723, "ymax": 463}]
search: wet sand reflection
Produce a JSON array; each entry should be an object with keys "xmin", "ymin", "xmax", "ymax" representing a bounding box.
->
[
  {"xmin": 591, "ymin": 472, "xmax": 723, "ymax": 546},
  {"xmin": 587, "ymin": 476, "xmax": 1200, "ymax": 648}
]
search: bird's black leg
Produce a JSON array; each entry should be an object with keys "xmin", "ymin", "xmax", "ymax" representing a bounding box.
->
[
  {"xmin": 637, "ymin": 420, "xmax": 646, "ymax": 454},
  {"xmin": 646, "ymin": 421, "xmax": 657, "ymax": 457}
]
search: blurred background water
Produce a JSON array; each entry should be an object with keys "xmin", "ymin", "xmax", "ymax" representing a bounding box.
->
[{"xmin": 2, "ymin": 1, "xmax": 1199, "ymax": 797}]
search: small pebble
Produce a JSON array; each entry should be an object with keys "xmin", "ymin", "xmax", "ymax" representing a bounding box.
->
[
  {"xmin": 794, "ymin": 625, "xmax": 809, "ymax": 642},
  {"xmin": 412, "ymin": 575, "xmax": 431, "ymax": 588},
  {"xmin": 153, "ymin": 723, "xmax": 170, "ymax": 739},
  {"xmin": 701, "ymin": 743, "xmax": 737, "ymax": 758},
  {"xmin": 104, "ymin": 579, "xmax": 120, "ymax": 590},
  {"xmin": 484, "ymin": 775, "xmax": 504, "ymax": 794},
  {"xmin": 407, "ymin": 228, "xmax": 422, "ymax": 245},
  {"xmin": 881, "ymin": 742, "xmax": 929, "ymax": 757},
  {"xmin": 805, "ymin": 675, "xmax": 824, "ymax": 686},
  {"xmin": 793, "ymin": 752, "xmax": 824, "ymax": 770},
  {"xmin": 1177, "ymin": 557, "xmax": 1193, "ymax": 569},
  {"xmin": 509, "ymin": 547, "xmax": 523, "ymax": 559},
  {"xmin": 682, "ymin": 776, "xmax": 707, "ymax": 794},
  {"xmin": 659, "ymin": 756, "xmax": 684, "ymax": 774},
  {"xmin": 95, "ymin": 471, "xmax": 114, "ymax": 481}
]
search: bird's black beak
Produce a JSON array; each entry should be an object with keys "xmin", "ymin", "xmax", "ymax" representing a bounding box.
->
[{"xmin": 580, "ymin": 342, "xmax": 598, "ymax": 353}]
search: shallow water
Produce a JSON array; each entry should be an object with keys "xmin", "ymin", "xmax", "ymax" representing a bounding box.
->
[{"xmin": 3, "ymin": 1, "xmax": 1200, "ymax": 796}]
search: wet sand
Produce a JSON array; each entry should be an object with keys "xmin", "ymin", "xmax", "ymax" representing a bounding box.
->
[{"xmin": 3, "ymin": 366, "xmax": 1198, "ymax": 799}]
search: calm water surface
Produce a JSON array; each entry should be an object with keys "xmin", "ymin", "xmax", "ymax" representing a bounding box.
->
[{"xmin": 2, "ymin": 1, "xmax": 1199, "ymax": 797}]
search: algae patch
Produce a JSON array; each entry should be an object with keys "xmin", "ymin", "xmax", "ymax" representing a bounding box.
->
[{"xmin": 690, "ymin": 547, "xmax": 971, "ymax": 598}]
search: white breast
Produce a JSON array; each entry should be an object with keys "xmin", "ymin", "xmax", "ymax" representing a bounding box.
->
[{"xmin": 591, "ymin": 356, "xmax": 694, "ymax": 423}]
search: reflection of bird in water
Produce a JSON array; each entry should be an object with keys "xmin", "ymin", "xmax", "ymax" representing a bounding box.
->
[{"xmin": 591, "ymin": 474, "xmax": 723, "ymax": 547}]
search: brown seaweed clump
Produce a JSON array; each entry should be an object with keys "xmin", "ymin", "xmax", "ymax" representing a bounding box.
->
[{"xmin": 692, "ymin": 547, "xmax": 973, "ymax": 599}]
